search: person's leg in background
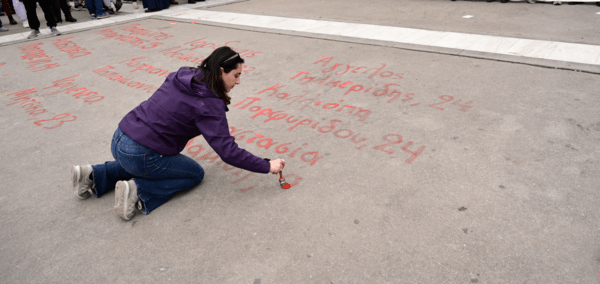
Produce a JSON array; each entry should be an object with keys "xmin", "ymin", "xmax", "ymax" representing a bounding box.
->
[
  {"xmin": 1, "ymin": 0, "xmax": 17, "ymax": 25},
  {"xmin": 58, "ymin": 0, "xmax": 77, "ymax": 22},
  {"xmin": 0, "ymin": 17, "xmax": 8, "ymax": 31},
  {"xmin": 34, "ymin": 0, "xmax": 60, "ymax": 35},
  {"xmin": 85, "ymin": 0, "xmax": 107, "ymax": 19},
  {"xmin": 102, "ymin": 0, "xmax": 116, "ymax": 14},
  {"xmin": 84, "ymin": 0, "xmax": 97, "ymax": 18},
  {"xmin": 22, "ymin": 0, "xmax": 41, "ymax": 38},
  {"xmin": 11, "ymin": 0, "xmax": 27, "ymax": 27},
  {"xmin": 6, "ymin": 0, "xmax": 18, "ymax": 20},
  {"xmin": 51, "ymin": 0, "xmax": 63, "ymax": 23},
  {"xmin": 73, "ymin": 0, "xmax": 85, "ymax": 10}
]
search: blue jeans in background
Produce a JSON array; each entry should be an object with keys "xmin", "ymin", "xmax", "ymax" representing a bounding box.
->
[
  {"xmin": 91, "ymin": 128, "xmax": 205, "ymax": 214},
  {"xmin": 84, "ymin": 0, "xmax": 104, "ymax": 16}
]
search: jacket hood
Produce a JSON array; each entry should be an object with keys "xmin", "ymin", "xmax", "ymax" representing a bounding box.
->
[{"xmin": 171, "ymin": 67, "xmax": 229, "ymax": 111}]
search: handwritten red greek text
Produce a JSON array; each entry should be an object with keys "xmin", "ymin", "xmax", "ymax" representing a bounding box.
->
[
  {"xmin": 119, "ymin": 23, "xmax": 174, "ymax": 40},
  {"xmin": 229, "ymin": 125, "xmax": 324, "ymax": 166},
  {"xmin": 37, "ymin": 74, "xmax": 104, "ymax": 104},
  {"xmin": 183, "ymin": 38, "xmax": 262, "ymax": 58},
  {"xmin": 184, "ymin": 136, "xmax": 303, "ymax": 191},
  {"xmin": 92, "ymin": 66, "xmax": 159, "ymax": 94},
  {"xmin": 233, "ymin": 97, "xmax": 426, "ymax": 163},
  {"xmin": 95, "ymin": 28, "xmax": 163, "ymax": 49},
  {"xmin": 19, "ymin": 43, "xmax": 60, "ymax": 72},
  {"xmin": 119, "ymin": 56, "xmax": 171, "ymax": 78},
  {"xmin": 51, "ymin": 37, "xmax": 92, "ymax": 59},
  {"xmin": 234, "ymin": 97, "xmax": 367, "ymax": 151},
  {"xmin": 314, "ymin": 56, "xmax": 404, "ymax": 80},
  {"xmin": 258, "ymin": 84, "xmax": 371, "ymax": 122},
  {"xmin": 5, "ymin": 88, "xmax": 78, "ymax": 129},
  {"xmin": 289, "ymin": 71, "xmax": 473, "ymax": 111}
]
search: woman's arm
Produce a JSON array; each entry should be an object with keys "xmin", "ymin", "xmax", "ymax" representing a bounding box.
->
[{"xmin": 195, "ymin": 114, "xmax": 272, "ymax": 173}]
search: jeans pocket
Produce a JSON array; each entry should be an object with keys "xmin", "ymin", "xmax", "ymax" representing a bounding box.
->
[
  {"xmin": 117, "ymin": 150, "xmax": 149, "ymax": 177},
  {"xmin": 111, "ymin": 129, "xmax": 124, "ymax": 160}
]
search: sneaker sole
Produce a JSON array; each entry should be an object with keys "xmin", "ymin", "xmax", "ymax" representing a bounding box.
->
[
  {"xmin": 72, "ymin": 165, "xmax": 91, "ymax": 199},
  {"xmin": 115, "ymin": 181, "xmax": 133, "ymax": 220}
]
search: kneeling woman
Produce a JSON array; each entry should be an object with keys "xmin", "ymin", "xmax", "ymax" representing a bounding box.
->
[{"xmin": 71, "ymin": 46, "xmax": 286, "ymax": 221}]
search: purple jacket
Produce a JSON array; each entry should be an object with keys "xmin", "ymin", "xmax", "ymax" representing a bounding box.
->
[{"xmin": 119, "ymin": 67, "xmax": 270, "ymax": 174}]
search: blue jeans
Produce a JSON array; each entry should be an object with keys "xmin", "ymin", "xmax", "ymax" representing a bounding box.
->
[
  {"xmin": 84, "ymin": 0, "xmax": 104, "ymax": 16},
  {"xmin": 91, "ymin": 128, "xmax": 205, "ymax": 214}
]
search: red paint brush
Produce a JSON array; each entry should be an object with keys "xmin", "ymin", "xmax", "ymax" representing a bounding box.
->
[{"xmin": 278, "ymin": 163, "xmax": 291, "ymax": 189}]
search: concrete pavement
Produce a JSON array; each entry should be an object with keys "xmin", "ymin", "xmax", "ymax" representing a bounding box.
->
[{"xmin": 1, "ymin": 0, "xmax": 600, "ymax": 283}]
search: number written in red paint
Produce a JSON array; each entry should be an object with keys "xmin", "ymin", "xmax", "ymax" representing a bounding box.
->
[
  {"xmin": 429, "ymin": 95, "xmax": 473, "ymax": 112},
  {"xmin": 34, "ymin": 113, "xmax": 77, "ymax": 129},
  {"xmin": 429, "ymin": 95, "xmax": 454, "ymax": 110},
  {"xmin": 373, "ymin": 134, "xmax": 403, "ymax": 154},
  {"xmin": 373, "ymin": 134, "xmax": 426, "ymax": 163}
]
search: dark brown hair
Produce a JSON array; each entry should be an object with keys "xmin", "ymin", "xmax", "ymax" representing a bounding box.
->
[{"xmin": 197, "ymin": 46, "xmax": 244, "ymax": 105}]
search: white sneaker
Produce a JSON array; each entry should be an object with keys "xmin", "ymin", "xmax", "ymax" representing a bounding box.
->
[
  {"xmin": 51, "ymin": 26, "xmax": 61, "ymax": 36},
  {"xmin": 114, "ymin": 180, "xmax": 139, "ymax": 221},
  {"xmin": 22, "ymin": 20, "xmax": 29, "ymax": 28},
  {"xmin": 27, "ymin": 29, "xmax": 40, "ymax": 39},
  {"xmin": 71, "ymin": 165, "xmax": 94, "ymax": 199},
  {"xmin": 132, "ymin": 1, "xmax": 138, "ymax": 8}
]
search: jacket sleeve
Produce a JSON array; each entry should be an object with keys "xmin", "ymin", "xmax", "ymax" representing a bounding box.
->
[{"xmin": 194, "ymin": 112, "xmax": 270, "ymax": 174}]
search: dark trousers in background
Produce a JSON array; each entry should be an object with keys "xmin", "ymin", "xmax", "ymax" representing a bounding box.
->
[
  {"xmin": 1, "ymin": 0, "xmax": 14, "ymax": 18},
  {"xmin": 22, "ymin": 0, "xmax": 57, "ymax": 30},
  {"xmin": 52, "ymin": 0, "xmax": 74, "ymax": 22},
  {"xmin": 84, "ymin": 0, "xmax": 104, "ymax": 16}
]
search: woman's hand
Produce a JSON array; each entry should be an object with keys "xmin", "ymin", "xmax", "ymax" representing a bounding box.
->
[{"xmin": 269, "ymin": 159, "xmax": 286, "ymax": 174}]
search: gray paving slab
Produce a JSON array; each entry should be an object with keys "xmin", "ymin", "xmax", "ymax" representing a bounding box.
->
[
  {"xmin": 214, "ymin": 0, "xmax": 600, "ymax": 45},
  {"xmin": 1, "ymin": 1, "xmax": 600, "ymax": 283}
]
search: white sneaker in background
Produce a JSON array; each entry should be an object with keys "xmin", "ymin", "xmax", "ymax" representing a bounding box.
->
[
  {"xmin": 51, "ymin": 26, "xmax": 61, "ymax": 36},
  {"xmin": 27, "ymin": 29, "xmax": 40, "ymax": 38}
]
